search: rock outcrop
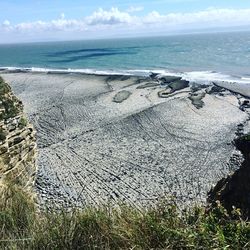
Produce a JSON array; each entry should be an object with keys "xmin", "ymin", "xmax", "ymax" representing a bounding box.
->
[
  {"xmin": 157, "ymin": 77, "xmax": 190, "ymax": 99},
  {"xmin": 208, "ymin": 133, "xmax": 250, "ymax": 219},
  {"xmin": 0, "ymin": 77, "xmax": 37, "ymax": 189}
]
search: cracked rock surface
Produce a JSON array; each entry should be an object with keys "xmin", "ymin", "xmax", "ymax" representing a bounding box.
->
[{"xmin": 1, "ymin": 72, "xmax": 249, "ymax": 209}]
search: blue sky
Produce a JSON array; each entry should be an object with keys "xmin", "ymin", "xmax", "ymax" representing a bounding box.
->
[
  {"xmin": 1, "ymin": 0, "xmax": 250, "ymax": 23},
  {"xmin": 1, "ymin": 0, "xmax": 250, "ymax": 43}
]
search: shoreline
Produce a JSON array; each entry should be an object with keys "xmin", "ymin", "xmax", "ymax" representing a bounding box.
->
[{"xmin": 1, "ymin": 66, "xmax": 250, "ymax": 87}]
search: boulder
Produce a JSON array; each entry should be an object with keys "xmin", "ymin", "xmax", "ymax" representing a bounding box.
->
[
  {"xmin": 159, "ymin": 76, "xmax": 182, "ymax": 85},
  {"xmin": 159, "ymin": 76, "xmax": 181, "ymax": 84},
  {"xmin": 168, "ymin": 80, "xmax": 189, "ymax": 91}
]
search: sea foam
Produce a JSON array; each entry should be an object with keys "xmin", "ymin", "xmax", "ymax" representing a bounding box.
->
[{"xmin": 1, "ymin": 66, "xmax": 250, "ymax": 85}]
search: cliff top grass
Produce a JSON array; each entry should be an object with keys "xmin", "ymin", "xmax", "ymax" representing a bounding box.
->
[
  {"xmin": 0, "ymin": 181, "xmax": 250, "ymax": 250},
  {"xmin": 0, "ymin": 76, "xmax": 20, "ymax": 121},
  {"xmin": 0, "ymin": 77, "xmax": 10, "ymax": 96}
]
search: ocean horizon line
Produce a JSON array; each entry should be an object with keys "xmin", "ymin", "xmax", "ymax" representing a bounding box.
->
[{"xmin": 1, "ymin": 29, "xmax": 250, "ymax": 46}]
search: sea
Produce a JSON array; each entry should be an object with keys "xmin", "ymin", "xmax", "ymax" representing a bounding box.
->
[{"xmin": 0, "ymin": 31, "xmax": 250, "ymax": 84}]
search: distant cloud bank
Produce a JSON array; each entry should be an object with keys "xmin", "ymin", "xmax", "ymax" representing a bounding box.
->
[{"xmin": 1, "ymin": 7, "xmax": 250, "ymax": 42}]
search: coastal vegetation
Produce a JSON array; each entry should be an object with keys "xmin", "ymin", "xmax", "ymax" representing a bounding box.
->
[
  {"xmin": 0, "ymin": 77, "xmax": 20, "ymax": 120},
  {"xmin": 0, "ymin": 128, "xmax": 7, "ymax": 141},
  {"xmin": 0, "ymin": 180, "xmax": 250, "ymax": 249},
  {"xmin": 18, "ymin": 117, "xmax": 28, "ymax": 129}
]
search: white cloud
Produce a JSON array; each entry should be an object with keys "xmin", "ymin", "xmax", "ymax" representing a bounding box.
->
[
  {"xmin": 127, "ymin": 6, "xmax": 144, "ymax": 13},
  {"xmin": 14, "ymin": 19, "xmax": 86, "ymax": 32},
  {"xmin": 1, "ymin": 20, "xmax": 11, "ymax": 31},
  {"xmin": 86, "ymin": 7, "xmax": 136, "ymax": 25},
  {"xmin": 60, "ymin": 13, "xmax": 65, "ymax": 20},
  {"xmin": 1, "ymin": 7, "xmax": 250, "ymax": 40},
  {"xmin": 143, "ymin": 8, "xmax": 250, "ymax": 26},
  {"xmin": 3, "ymin": 20, "xmax": 10, "ymax": 26}
]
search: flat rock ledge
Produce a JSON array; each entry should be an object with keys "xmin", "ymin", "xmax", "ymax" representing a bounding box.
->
[
  {"xmin": 1, "ymin": 72, "xmax": 250, "ymax": 209},
  {"xmin": 113, "ymin": 90, "xmax": 132, "ymax": 103}
]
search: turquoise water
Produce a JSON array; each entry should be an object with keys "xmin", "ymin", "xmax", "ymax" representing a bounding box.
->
[{"xmin": 0, "ymin": 31, "xmax": 250, "ymax": 80}]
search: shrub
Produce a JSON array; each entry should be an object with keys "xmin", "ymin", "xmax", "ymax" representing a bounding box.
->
[
  {"xmin": 19, "ymin": 117, "xmax": 28, "ymax": 129},
  {"xmin": 2, "ymin": 99, "xmax": 19, "ymax": 119},
  {"xmin": 0, "ymin": 128, "xmax": 7, "ymax": 141},
  {"xmin": 0, "ymin": 77, "xmax": 10, "ymax": 96},
  {"xmin": 0, "ymin": 78, "xmax": 20, "ymax": 120}
]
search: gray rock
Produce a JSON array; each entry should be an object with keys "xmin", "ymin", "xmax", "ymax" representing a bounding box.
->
[
  {"xmin": 239, "ymin": 99, "xmax": 250, "ymax": 111},
  {"xmin": 159, "ymin": 76, "xmax": 182, "ymax": 84},
  {"xmin": 158, "ymin": 88, "xmax": 173, "ymax": 98},
  {"xmin": 169, "ymin": 80, "xmax": 189, "ymax": 91},
  {"xmin": 113, "ymin": 90, "xmax": 132, "ymax": 103},
  {"xmin": 137, "ymin": 82, "xmax": 160, "ymax": 89},
  {"xmin": 191, "ymin": 83, "xmax": 209, "ymax": 92},
  {"xmin": 206, "ymin": 85, "xmax": 224, "ymax": 94},
  {"xmin": 158, "ymin": 80, "xmax": 189, "ymax": 98},
  {"xmin": 188, "ymin": 92, "xmax": 206, "ymax": 109},
  {"xmin": 107, "ymin": 75, "xmax": 131, "ymax": 82},
  {"xmin": 149, "ymin": 72, "xmax": 159, "ymax": 79}
]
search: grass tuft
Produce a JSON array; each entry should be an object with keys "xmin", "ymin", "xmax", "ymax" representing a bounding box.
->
[
  {"xmin": 0, "ymin": 181, "xmax": 36, "ymax": 249},
  {"xmin": 18, "ymin": 117, "xmax": 28, "ymax": 129},
  {"xmin": 0, "ymin": 182, "xmax": 250, "ymax": 249},
  {"xmin": 0, "ymin": 76, "xmax": 20, "ymax": 120}
]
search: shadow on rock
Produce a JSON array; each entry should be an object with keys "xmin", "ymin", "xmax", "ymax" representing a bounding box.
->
[{"xmin": 208, "ymin": 133, "xmax": 250, "ymax": 219}]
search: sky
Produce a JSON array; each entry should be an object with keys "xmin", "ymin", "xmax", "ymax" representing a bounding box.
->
[{"xmin": 1, "ymin": 0, "xmax": 250, "ymax": 43}]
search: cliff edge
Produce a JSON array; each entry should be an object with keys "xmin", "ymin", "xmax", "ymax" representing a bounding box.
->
[
  {"xmin": 0, "ymin": 77, "xmax": 37, "ymax": 189},
  {"xmin": 208, "ymin": 132, "xmax": 250, "ymax": 219}
]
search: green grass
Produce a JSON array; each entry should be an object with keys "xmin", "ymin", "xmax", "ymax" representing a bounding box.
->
[
  {"xmin": 0, "ymin": 128, "xmax": 7, "ymax": 141},
  {"xmin": 1, "ymin": 99, "xmax": 19, "ymax": 120},
  {"xmin": 18, "ymin": 117, "xmax": 28, "ymax": 129},
  {"xmin": 0, "ymin": 182, "xmax": 250, "ymax": 250},
  {"xmin": 0, "ymin": 77, "xmax": 10, "ymax": 96},
  {"xmin": 0, "ymin": 76, "xmax": 20, "ymax": 120}
]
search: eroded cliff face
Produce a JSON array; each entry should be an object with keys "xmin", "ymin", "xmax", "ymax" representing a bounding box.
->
[
  {"xmin": 208, "ymin": 133, "xmax": 250, "ymax": 219},
  {"xmin": 0, "ymin": 77, "xmax": 37, "ymax": 189}
]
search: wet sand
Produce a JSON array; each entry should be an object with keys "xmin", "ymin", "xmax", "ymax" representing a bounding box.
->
[{"xmin": 1, "ymin": 72, "xmax": 250, "ymax": 208}]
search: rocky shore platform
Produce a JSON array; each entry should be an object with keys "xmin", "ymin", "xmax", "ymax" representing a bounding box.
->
[{"xmin": 1, "ymin": 72, "xmax": 250, "ymax": 209}]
